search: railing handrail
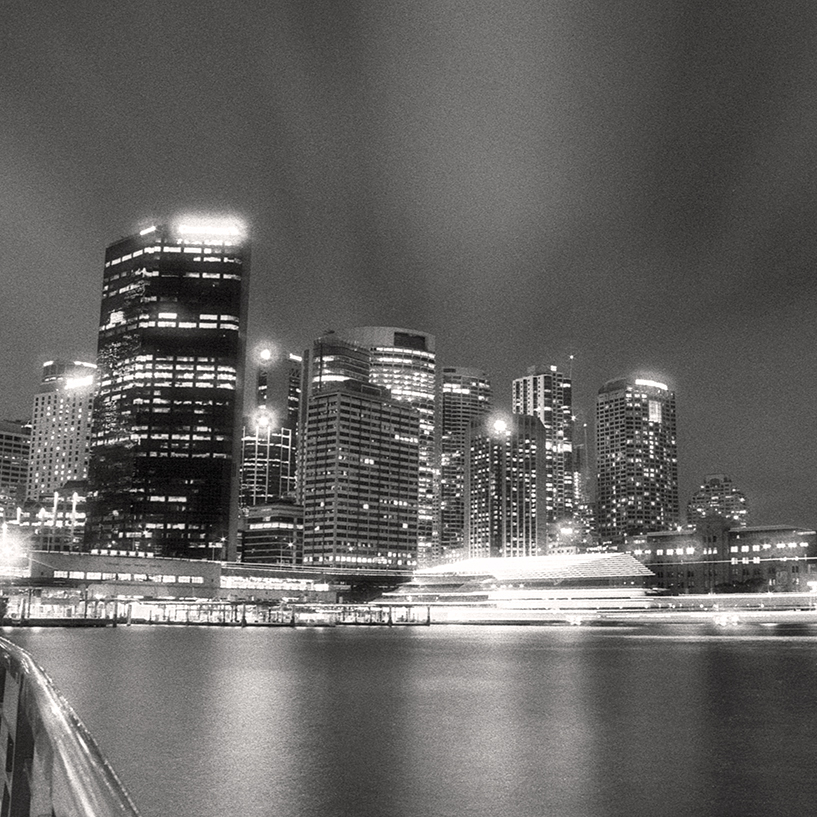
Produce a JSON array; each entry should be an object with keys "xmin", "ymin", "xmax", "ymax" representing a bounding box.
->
[{"xmin": 0, "ymin": 636, "xmax": 142, "ymax": 816}]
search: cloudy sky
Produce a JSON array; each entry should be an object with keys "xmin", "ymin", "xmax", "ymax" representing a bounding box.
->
[{"xmin": 2, "ymin": 1, "xmax": 816, "ymax": 525}]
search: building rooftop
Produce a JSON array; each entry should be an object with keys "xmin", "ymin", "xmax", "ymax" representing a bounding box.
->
[{"xmin": 417, "ymin": 552, "xmax": 654, "ymax": 582}]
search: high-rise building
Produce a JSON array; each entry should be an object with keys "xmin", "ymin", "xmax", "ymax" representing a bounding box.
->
[
  {"xmin": 439, "ymin": 367, "xmax": 491, "ymax": 560},
  {"xmin": 512, "ymin": 365, "xmax": 574, "ymax": 540},
  {"xmin": 687, "ymin": 474, "xmax": 748, "ymax": 528},
  {"xmin": 338, "ymin": 327, "xmax": 437, "ymax": 564},
  {"xmin": 595, "ymin": 376, "xmax": 679, "ymax": 544},
  {"xmin": 240, "ymin": 410, "xmax": 296, "ymax": 505},
  {"xmin": 26, "ymin": 360, "xmax": 96, "ymax": 501},
  {"xmin": 465, "ymin": 415, "xmax": 549, "ymax": 559},
  {"xmin": 86, "ymin": 219, "xmax": 249, "ymax": 559},
  {"xmin": 0, "ymin": 420, "xmax": 30, "ymax": 520},
  {"xmin": 240, "ymin": 348, "xmax": 301, "ymax": 507},
  {"xmin": 300, "ymin": 379, "xmax": 419, "ymax": 571}
]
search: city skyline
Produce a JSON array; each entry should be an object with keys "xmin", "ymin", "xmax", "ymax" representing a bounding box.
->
[{"xmin": 2, "ymin": 3, "xmax": 816, "ymax": 528}]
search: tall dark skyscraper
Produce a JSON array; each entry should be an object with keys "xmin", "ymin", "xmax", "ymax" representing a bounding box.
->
[
  {"xmin": 86, "ymin": 219, "xmax": 249, "ymax": 559},
  {"xmin": 595, "ymin": 376, "xmax": 679, "ymax": 544},
  {"xmin": 439, "ymin": 366, "xmax": 491, "ymax": 560}
]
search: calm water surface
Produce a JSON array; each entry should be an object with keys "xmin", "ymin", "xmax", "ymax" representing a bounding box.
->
[{"xmin": 6, "ymin": 624, "xmax": 817, "ymax": 817}]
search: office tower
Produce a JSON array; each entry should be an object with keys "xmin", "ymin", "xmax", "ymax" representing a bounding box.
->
[
  {"xmin": 0, "ymin": 421, "xmax": 30, "ymax": 519},
  {"xmin": 512, "ymin": 365, "xmax": 574, "ymax": 541},
  {"xmin": 465, "ymin": 415, "xmax": 549, "ymax": 559},
  {"xmin": 687, "ymin": 474, "xmax": 748, "ymax": 528},
  {"xmin": 26, "ymin": 360, "xmax": 96, "ymax": 501},
  {"xmin": 595, "ymin": 376, "xmax": 679, "ymax": 544},
  {"xmin": 439, "ymin": 367, "xmax": 492, "ymax": 560},
  {"xmin": 301, "ymin": 379, "xmax": 419, "ymax": 571},
  {"xmin": 86, "ymin": 219, "xmax": 249, "ymax": 559},
  {"xmin": 338, "ymin": 327, "xmax": 437, "ymax": 564}
]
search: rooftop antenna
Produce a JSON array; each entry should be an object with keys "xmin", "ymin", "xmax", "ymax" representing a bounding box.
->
[{"xmin": 568, "ymin": 354, "xmax": 574, "ymax": 380}]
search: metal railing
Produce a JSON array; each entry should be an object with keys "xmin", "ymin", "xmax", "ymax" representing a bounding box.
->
[{"xmin": 0, "ymin": 637, "xmax": 141, "ymax": 817}]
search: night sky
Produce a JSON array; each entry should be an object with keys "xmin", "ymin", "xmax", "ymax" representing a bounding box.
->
[{"xmin": 2, "ymin": 1, "xmax": 816, "ymax": 526}]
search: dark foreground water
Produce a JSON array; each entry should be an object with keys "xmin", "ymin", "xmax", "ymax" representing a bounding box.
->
[{"xmin": 6, "ymin": 624, "xmax": 817, "ymax": 817}]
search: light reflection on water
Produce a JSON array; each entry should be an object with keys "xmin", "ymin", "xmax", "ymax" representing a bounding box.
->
[{"xmin": 6, "ymin": 625, "xmax": 817, "ymax": 817}]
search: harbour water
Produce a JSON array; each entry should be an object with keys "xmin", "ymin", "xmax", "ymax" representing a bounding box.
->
[{"xmin": 6, "ymin": 624, "xmax": 817, "ymax": 817}]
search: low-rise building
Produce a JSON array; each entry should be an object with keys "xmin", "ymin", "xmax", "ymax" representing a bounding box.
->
[{"xmin": 626, "ymin": 523, "xmax": 817, "ymax": 593}]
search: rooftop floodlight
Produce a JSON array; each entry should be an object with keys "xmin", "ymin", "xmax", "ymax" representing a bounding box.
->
[
  {"xmin": 177, "ymin": 218, "xmax": 244, "ymax": 238},
  {"xmin": 493, "ymin": 419, "xmax": 508, "ymax": 434},
  {"xmin": 259, "ymin": 348, "xmax": 273, "ymax": 362}
]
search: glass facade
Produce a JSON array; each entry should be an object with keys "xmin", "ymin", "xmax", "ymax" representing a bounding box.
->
[{"xmin": 85, "ymin": 221, "xmax": 248, "ymax": 559}]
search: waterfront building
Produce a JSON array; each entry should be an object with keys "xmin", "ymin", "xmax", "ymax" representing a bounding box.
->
[
  {"xmin": 85, "ymin": 219, "xmax": 249, "ymax": 560},
  {"xmin": 687, "ymin": 473, "xmax": 748, "ymax": 528},
  {"xmin": 595, "ymin": 376, "xmax": 679, "ymax": 544},
  {"xmin": 512, "ymin": 365, "xmax": 574, "ymax": 541},
  {"xmin": 439, "ymin": 367, "xmax": 492, "ymax": 562},
  {"xmin": 626, "ymin": 522, "xmax": 817, "ymax": 594},
  {"xmin": 383, "ymin": 551, "xmax": 655, "ymax": 621},
  {"xmin": 465, "ymin": 415, "xmax": 549, "ymax": 559},
  {"xmin": 26, "ymin": 360, "xmax": 96, "ymax": 502},
  {"xmin": 337, "ymin": 327, "xmax": 437, "ymax": 565},
  {"xmin": 239, "ymin": 498, "xmax": 303, "ymax": 565},
  {"xmin": 0, "ymin": 420, "xmax": 30, "ymax": 519},
  {"xmin": 300, "ymin": 379, "xmax": 419, "ymax": 571}
]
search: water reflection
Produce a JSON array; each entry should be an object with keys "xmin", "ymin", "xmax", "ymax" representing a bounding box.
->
[{"xmin": 6, "ymin": 626, "xmax": 817, "ymax": 817}]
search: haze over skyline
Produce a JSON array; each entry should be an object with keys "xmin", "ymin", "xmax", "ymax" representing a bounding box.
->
[{"xmin": 2, "ymin": 1, "xmax": 816, "ymax": 527}]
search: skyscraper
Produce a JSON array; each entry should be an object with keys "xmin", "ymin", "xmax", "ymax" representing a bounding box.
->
[
  {"xmin": 300, "ymin": 379, "xmax": 419, "ymax": 571},
  {"xmin": 687, "ymin": 474, "xmax": 748, "ymax": 528},
  {"xmin": 86, "ymin": 219, "xmax": 249, "ymax": 559},
  {"xmin": 26, "ymin": 360, "xmax": 96, "ymax": 501},
  {"xmin": 439, "ymin": 366, "xmax": 491, "ymax": 560},
  {"xmin": 595, "ymin": 376, "xmax": 679, "ymax": 543},
  {"xmin": 240, "ymin": 348, "xmax": 300, "ymax": 507},
  {"xmin": 337, "ymin": 327, "xmax": 437, "ymax": 564},
  {"xmin": 0, "ymin": 421, "xmax": 30, "ymax": 520},
  {"xmin": 465, "ymin": 415, "xmax": 549, "ymax": 559},
  {"xmin": 511, "ymin": 365, "xmax": 574, "ymax": 541}
]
